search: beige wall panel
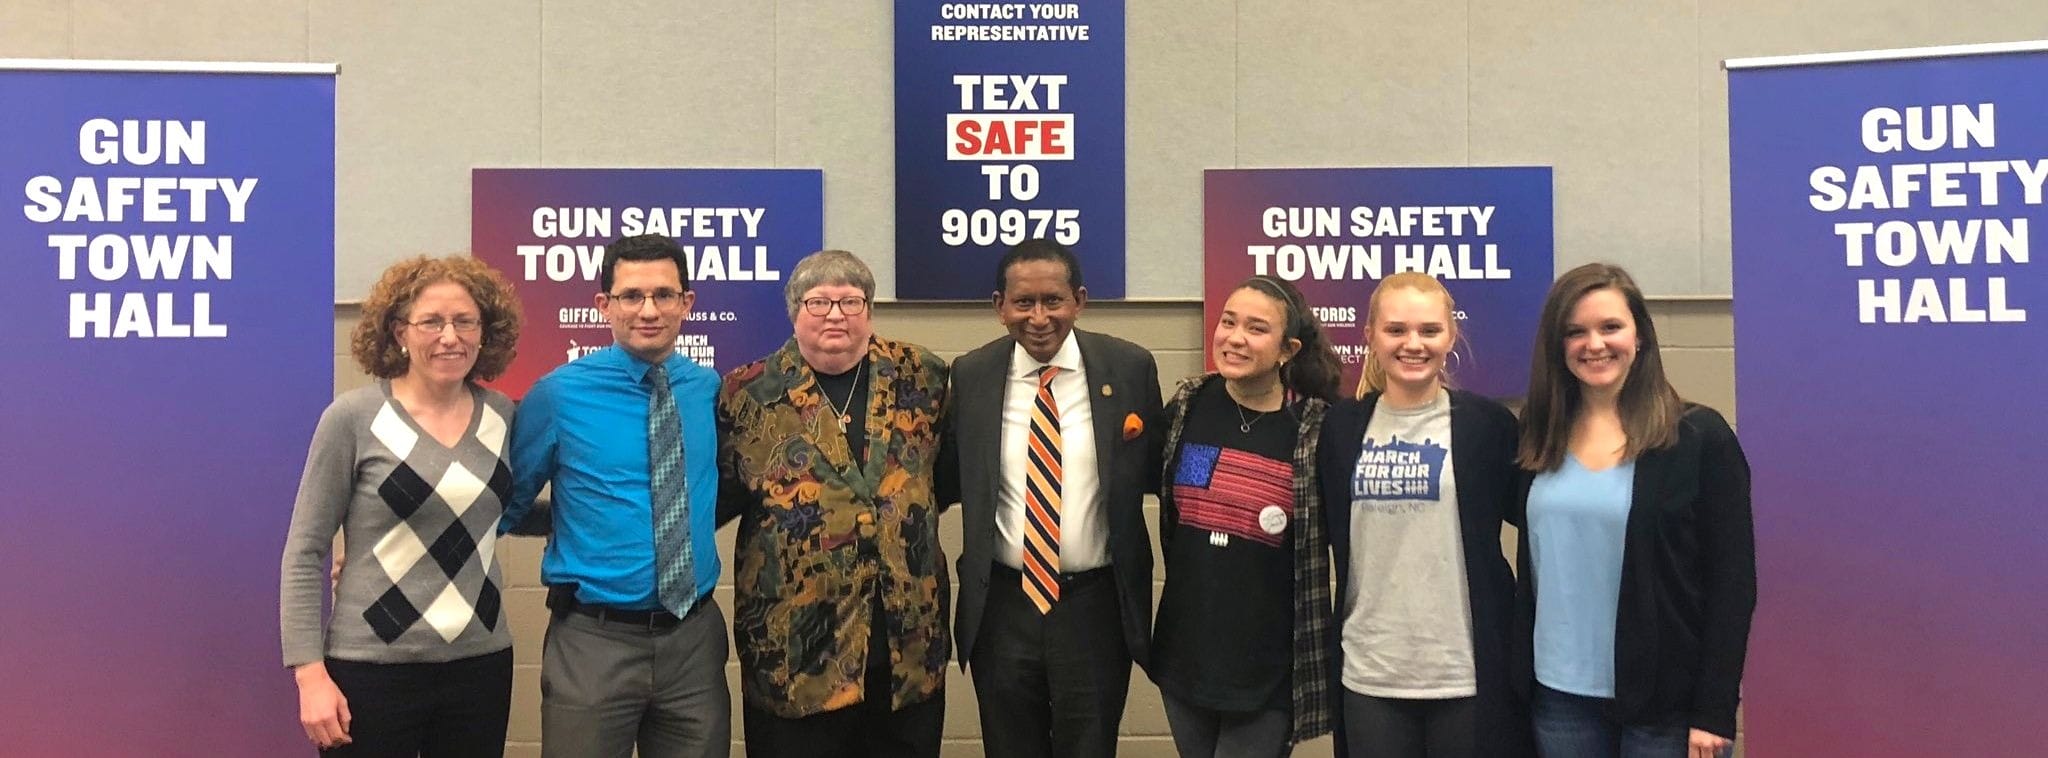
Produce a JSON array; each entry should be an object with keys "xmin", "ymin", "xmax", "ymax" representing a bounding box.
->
[
  {"xmin": 312, "ymin": 0, "xmax": 543, "ymax": 296},
  {"xmin": 1697, "ymin": 1, "xmax": 2048, "ymax": 294},
  {"xmin": 1154, "ymin": 349, "xmax": 1207, "ymax": 387},
  {"xmin": 500, "ymin": 534, "xmax": 546, "ymax": 588},
  {"xmin": 72, "ymin": 0, "xmax": 304, "ymax": 61},
  {"xmin": 938, "ymin": 497, "xmax": 964, "ymax": 560},
  {"xmin": 1469, "ymin": 0, "xmax": 1702, "ymax": 294},
  {"xmin": 1121, "ymin": 669, "xmax": 1168, "ymax": 734},
  {"xmin": 333, "ymin": 306, "xmax": 360, "ymax": 358},
  {"xmin": 1295, "ymin": 736, "xmax": 1338, "ymax": 757},
  {"xmin": 540, "ymin": 0, "xmax": 775, "ymax": 167},
  {"xmin": 508, "ymin": 664, "xmax": 542, "ymax": 742},
  {"xmin": 942, "ymin": 667, "xmax": 979, "ymax": 737},
  {"xmin": 0, "ymin": 1, "xmax": 69, "ymax": 58},
  {"xmin": 1234, "ymin": 0, "xmax": 1469, "ymax": 168},
  {"xmin": 1126, "ymin": 0, "xmax": 1235, "ymax": 297},
  {"xmin": 334, "ymin": 354, "xmax": 374, "ymax": 396},
  {"xmin": 505, "ymin": 586, "xmax": 547, "ymax": 663},
  {"xmin": 1661, "ymin": 346, "xmax": 1736, "ymax": 421},
  {"xmin": 1648, "ymin": 298, "xmax": 1734, "ymax": 348},
  {"xmin": 775, "ymin": 0, "xmax": 898, "ymax": 294},
  {"xmin": 874, "ymin": 302, "xmax": 1001, "ymax": 355}
]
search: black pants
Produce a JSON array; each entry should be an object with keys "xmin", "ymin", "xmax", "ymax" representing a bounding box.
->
[
  {"xmin": 1340, "ymin": 689, "xmax": 1479, "ymax": 758},
  {"xmin": 970, "ymin": 565, "xmax": 1130, "ymax": 758},
  {"xmin": 321, "ymin": 648, "xmax": 513, "ymax": 758},
  {"xmin": 742, "ymin": 590, "xmax": 945, "ymax": 758}
]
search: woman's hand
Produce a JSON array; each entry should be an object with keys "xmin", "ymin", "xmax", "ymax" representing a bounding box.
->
[
  {"xmin": 1689, "ymin": 727, "xmax": 1732, "ymax": 758},
  {"xmin": 294, "ymin": 662, "xmax": 352, "ymax": 749}
]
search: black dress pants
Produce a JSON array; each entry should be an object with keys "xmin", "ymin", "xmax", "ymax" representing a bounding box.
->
[{"xmin": 321, "ymin": 648, "xmax": 513, "ymax": 758}]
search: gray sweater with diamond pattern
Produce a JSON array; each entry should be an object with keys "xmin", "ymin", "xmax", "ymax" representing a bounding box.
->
[{"xmin": 279, "ymin": 383, "xmax": 515, "ymax": 667}]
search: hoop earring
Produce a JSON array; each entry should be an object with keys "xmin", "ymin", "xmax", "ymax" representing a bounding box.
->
[{"xmin": 1444, "ymin": 347, "xmax": 1463, "ymax": 376}]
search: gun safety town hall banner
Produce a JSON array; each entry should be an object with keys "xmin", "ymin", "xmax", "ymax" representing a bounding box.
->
[
  {"xmin": 1729, "ymin": 41, "xmax": 2048, "ymax": 757},
  {"xmin": 472, "ymin": 168, "xmax": 824, "ymax": 397},
  {"xmin": 1205, "ymin": 167, "xmax": 1553, "ymax": 399},
  {"xmin": 0, "ymin": 59, "xmax": 335, "ymax": 756}
]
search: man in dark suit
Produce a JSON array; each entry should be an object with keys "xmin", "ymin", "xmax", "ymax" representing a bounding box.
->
[{"xmin": 941, "ymin": 239, "xmax": 1165, "ymax": 758}]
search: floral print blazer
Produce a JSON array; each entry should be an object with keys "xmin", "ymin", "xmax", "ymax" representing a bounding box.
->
[{"xmin": 717, "ymin": 336, "xmax": 951, "ymax": 718}]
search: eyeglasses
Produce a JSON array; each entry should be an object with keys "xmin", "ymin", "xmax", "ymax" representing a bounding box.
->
[
  {"xmin": 608, "ymin": 290, "xmax": 686, "ymax": 310},
  {"xmin": 801, "ymin": 296, "xmax": 868, "ymax": 316},
  {"xmin": 406, "ymin": 317, "xmax": 483, "ymax": 334}
]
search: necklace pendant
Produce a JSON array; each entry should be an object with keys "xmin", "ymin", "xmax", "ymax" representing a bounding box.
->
[
  {"xmin": 840, "ymin": 412, "xmax": 853, "ymax": 426},
  {"xmin": 1239, "ymin": 421, "xmax": 1253, "ymax": 433}
]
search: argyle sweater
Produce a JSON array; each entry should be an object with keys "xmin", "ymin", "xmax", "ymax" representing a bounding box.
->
[{"xmin": 280, "ymin": 382, "xmax": 514, "ymax": 667}]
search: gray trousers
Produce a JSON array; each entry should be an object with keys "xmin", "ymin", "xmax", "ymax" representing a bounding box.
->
[{"xmin": 540, "ymin": 601, "xmax": 732, "ymax": 758}]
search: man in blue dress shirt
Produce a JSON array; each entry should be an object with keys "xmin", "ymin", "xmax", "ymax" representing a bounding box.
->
[{"xmin": 502, "ymin": 234, "xmax": 729, "ymax": 758}]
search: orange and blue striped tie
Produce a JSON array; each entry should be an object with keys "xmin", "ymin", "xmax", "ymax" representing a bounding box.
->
[{"xmin": 1022, "ymin": 365, "xmax": 1064, "ymax": 614}]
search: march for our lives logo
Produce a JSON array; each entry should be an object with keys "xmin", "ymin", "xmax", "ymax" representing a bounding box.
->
[{"xmin": 1352, "ymin": 436, "xmax": 1448, "ymax": 506}]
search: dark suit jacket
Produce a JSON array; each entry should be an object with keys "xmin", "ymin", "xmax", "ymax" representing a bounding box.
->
[
  {"xmin": 1510, "ymin": 404, "xmax": 1756, "ymax": 739},
  {"xmin": 941, "ymin": 328, "xmax": 1165, "ymax": 669}
]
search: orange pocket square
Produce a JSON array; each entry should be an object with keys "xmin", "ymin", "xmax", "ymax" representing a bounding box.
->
[{"xmin": 1122, "ymin": 412, "xmax": 1144, "ymax": 441}]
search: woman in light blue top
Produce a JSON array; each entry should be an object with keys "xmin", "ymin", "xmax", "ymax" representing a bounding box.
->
[{"xmin": 1513, "ymin": 264, "xmax": 1756, "ymax": 758}]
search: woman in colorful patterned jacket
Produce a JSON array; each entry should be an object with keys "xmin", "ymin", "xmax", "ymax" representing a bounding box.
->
[
  {"xmin": 717, "ymin": 249, "xmax": 952, "ymax": 758},
  {"xmin": 1150, "ymin": 275, "xmax": 1344, "ymax": 757}
]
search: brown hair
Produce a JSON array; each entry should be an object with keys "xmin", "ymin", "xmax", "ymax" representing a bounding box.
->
[
  {"xmin": 1355, "ymin": 272, "xmax": 1464, "ymax": 399},
  {"xmin": 1235, "ymin": 276, "xmax": 1342, "ymax": 402},
  {"xmin": 1517, "ymin": 263, "xmax": 1682, "ymax": 471},
  {"xmin": 351, "ymin": 255, "xmax": 524, "ymax": 382}
]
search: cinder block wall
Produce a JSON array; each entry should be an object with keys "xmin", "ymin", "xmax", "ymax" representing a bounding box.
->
[{"xmin": 335, "ymin": 297, "xmax": 1734, "ymax": 757}]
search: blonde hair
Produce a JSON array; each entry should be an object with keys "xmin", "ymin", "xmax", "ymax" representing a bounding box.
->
[{"xmin": 1355, "ymin": 272, "xmax": 1461, "ymax": 400}]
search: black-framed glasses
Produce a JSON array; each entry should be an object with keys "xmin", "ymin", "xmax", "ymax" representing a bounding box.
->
[
  {"xmin": 406, "ymin": 317, "xmax": 483, "ymax": 334},
  {"xmin": 608, "ymin": 290, "xmax": 686, "ymax": 310},
  {"xmin": 801, "ymin": 296, "xmax": 868, "ymax": 316}
]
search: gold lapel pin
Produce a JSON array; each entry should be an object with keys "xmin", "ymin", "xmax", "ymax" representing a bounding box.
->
[{"xmin": 1101, "ymin": 384, "xmax": 1113, "ymax": 397}]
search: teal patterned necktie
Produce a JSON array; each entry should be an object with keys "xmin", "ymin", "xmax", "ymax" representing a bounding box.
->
[{"xmin": 646, "ymin": 362, "xmax": 695, "ymax": 616}]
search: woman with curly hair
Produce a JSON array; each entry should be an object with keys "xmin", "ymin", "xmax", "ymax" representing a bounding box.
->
[{"xmin": 280, "ymin": 254, "xmax": 524, "ymax": 756}]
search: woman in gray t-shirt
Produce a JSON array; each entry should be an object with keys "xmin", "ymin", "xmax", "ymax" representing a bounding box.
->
[
  {"xmin": 279, "ymin": 255, "xmax": 524, "ymax": 755},
  {"xmin": 1318, "ymin": 272, "xmax": 1529, "ymax": 758}
]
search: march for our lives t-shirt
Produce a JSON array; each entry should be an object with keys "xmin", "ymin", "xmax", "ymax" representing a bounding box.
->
[{"xmin": 1342, "ymin": 389, "xmax": 1477, "ymax": 699}]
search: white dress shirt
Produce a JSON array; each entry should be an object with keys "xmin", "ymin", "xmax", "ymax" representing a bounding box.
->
[{"xmin": 997, "ymin": 332, "xmax": 1107, "ymax": 572}]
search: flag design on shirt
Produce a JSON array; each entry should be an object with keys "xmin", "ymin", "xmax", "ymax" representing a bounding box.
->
[{"xmin": 1173, "ymin": 442, "xmax": 1294, "ymax": 547}]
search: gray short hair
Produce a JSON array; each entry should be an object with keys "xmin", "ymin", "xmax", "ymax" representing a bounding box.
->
[{"xmin": 785, "ymin": 249, "xmax": 876, "ymax": 319}]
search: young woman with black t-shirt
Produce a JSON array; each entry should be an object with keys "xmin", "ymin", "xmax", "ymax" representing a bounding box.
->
[{"xmin": 1150, "ymin": 275, "xmax": 1342, "ymax": 757}]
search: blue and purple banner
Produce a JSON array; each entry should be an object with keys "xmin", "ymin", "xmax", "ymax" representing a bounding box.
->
[
  {"xmin": 1204, "ymin": 168, "xmax": 1553, "ymax": 399},
  {"xmin": 894, "ymin": 0, "xmax": 1125, "ymax": 299},
  {"xmin": 472, "ymin": 168, "xmax": 824, "ymax": 398},
  {"xmin": 1729, "ymin": 45, "xmax": 2048, "ymax": 756},
  {"xmin": 0, "ymin": 62, "xmax": 334, "ymax": 756}
]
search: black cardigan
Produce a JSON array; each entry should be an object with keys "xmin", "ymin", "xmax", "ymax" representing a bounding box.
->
[
  {"xmin": 1511, "ymin": 404, "xmax": 1757, "ymax": 739},
  {"xmin": 1318, "ymin": 389, "xmax": 1530, "ymax": 757}
]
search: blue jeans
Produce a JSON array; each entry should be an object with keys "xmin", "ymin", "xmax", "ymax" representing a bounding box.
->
[{"xmin": 1531, "ymin": 684, "xmax": 1692, "ymax": 758}]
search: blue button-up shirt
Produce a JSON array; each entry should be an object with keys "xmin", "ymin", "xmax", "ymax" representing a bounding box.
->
[{"xmin": 502, "ymin": 346, "xmax": 721, "ymax": 609}]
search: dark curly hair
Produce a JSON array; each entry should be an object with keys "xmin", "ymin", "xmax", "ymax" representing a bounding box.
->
[{"xmin": 351, "ymin": 255, "xmax": 523, "ymax": 382}]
